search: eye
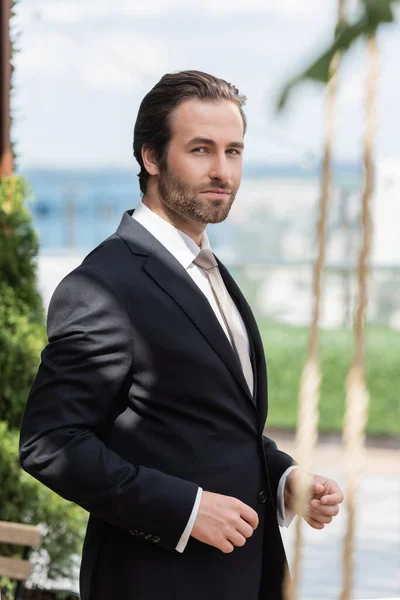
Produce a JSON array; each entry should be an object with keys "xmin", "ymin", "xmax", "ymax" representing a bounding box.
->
[
  {"xmin": 226, "ymin": 149, "xmax": 241, "ymax": 156},
  {"xmin": 192, "ymin": 147, "xmax": 208, "ymax": 153}
]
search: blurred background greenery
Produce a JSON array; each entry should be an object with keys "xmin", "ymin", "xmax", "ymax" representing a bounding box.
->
[{"xmin": 0, "ymin": 177, "xmax": 87, "ymax": 597}]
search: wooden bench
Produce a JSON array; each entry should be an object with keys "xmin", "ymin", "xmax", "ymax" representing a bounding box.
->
[{"xmin": 0, "ymin": 520, "xmax": 41, "ymax": 600}]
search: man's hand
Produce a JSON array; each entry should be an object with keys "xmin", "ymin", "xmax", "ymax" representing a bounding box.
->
[
  {"xmin": 285, "ymin": 470, "xmax": 344, "ymax": 530},
  {"xmin": 191, "ymin": 491, "xmax": 259, "ymax": 553}
]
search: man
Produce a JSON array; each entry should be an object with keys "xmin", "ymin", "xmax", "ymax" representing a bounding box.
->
[{"xmin": 19, "ymin": 70, "xmax": 343, "ymax": 600}]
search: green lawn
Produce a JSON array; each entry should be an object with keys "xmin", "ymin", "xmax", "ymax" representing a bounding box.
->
[{"xmin": 259, "ymin": 322, "xmax": 400, "ymax": 436}]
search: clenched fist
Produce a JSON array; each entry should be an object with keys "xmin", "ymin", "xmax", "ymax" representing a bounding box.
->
[
  {"xmin": 191, "ymin": 491, "xmax": 259, "ymax": 553},
  {"xmin": 285, "ymin": 470, "xmax": 344, "ymax": 529}
]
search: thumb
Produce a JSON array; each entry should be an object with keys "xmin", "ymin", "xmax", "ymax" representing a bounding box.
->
[{"xmin": 312, "ymin": 483, "xmax": 325, "ymax": 494}]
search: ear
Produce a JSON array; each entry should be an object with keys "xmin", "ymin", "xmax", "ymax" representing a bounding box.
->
[{"xmin": 141, "ymin": 145, "xmax": 160, "ymax": 177}]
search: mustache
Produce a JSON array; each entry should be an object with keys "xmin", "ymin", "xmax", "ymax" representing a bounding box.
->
[{"xmin": 198, "ymin": 182, "xmax": 233, "ymax": 193}]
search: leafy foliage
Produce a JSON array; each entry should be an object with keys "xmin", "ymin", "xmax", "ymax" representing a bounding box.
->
[
  {"xmin": 278, "ymin": 0, "xmax": 399, "ymax": 110},
  {"xmin": 0, "ymin": 2, "xmax": 86, "ymax": 595},
  {"xmin": 0, "ymin": 423, "xmax": 87, "ymax": 583},
  {"xmin": 0, "ymin": 177, "xmax": 46, "ymax": 427},
  {"xmin": 261, "ymin": 321, "xmax": 400, "ymax": 435},
  {"xmin": 0, "ymin": 177, "xmax": 87, "ymax": 593}
]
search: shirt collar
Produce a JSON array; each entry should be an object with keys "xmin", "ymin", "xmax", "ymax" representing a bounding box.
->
[{"xmin": 132, "ymin": 201, "xmax": 211, "ymax": 270}]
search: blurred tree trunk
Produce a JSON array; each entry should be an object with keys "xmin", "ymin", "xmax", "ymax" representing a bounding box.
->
[{"xmin": 0, "ymin": 0, "xmax": 13, "ymax": 177}]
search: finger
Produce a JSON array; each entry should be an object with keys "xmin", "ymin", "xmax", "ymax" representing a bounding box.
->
[
  {"xmin": 237, "ymin": 520, "xmax": 255, "ymax": 540},
  {"xmin": 320, "ymin": 491, "xmax": 344, "ymax": 505},
  {"xmin": 227, "ymin": 530, "xmax": 247, "ymax": 548},
  {"xmin": 305, "ymin": 506, "xmax": 333, "ymax": 524},
  {"xmin": 312, "ymin": 483, "xmax": 325, "ymax": 493},
  {"xmin": 305, "ymin": 516, "xmax": 325, "ymax": 530},
  {"xmin": 310, "ymin": 484, "xmax": 325, "ymax": 501},
  {"xmin": 240, "ymin": 503, "xmax": 259, "ymax": 530},
  {"xmin": 310, "ymin": 499, "xmax": 340, "ymax": 516},
  {"xmin": 220, "ymin": 540, "xmax": 235, "ymax": 554}
]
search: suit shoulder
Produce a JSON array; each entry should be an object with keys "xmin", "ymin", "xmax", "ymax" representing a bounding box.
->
[
  {"xmin": 47, "ymin": 257, "xmax": 133, "ymax": 341},
  {"xmin": 81, "ymin": 233, "xmax": 131, "ymax": 274},
  {"xmin": 48, "ymin": 234, "xmax": 129, "ymax": 311}
]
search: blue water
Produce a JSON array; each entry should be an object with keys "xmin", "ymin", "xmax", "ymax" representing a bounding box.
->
[{"xmin": 20, "ymin": 163, "xmax": 362, "ymax": 252}]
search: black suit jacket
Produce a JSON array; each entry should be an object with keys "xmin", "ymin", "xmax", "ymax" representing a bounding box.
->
[{"xmin": 19, "ymin": 210, "xmax": 294, "ymax": 600}]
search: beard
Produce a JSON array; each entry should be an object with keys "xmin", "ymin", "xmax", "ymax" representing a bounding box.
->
[{"xmin": 157, "ymin": 160, "xmax": 238, "ymax": 224}]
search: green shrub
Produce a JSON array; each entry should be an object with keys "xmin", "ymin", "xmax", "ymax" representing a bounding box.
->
[
  {"xmin": 0, "ymin": 422, "xmax": 87, "ymax": 582},
  {"xmin": 0, "ymin": 177, "xmax": 46, "ymax": 427},
  {"xmin": 261, "ymin": 321, "xmax": 400, "ymax": 436},
  {"xmin": 0, "ymin": 176, "xmax": 87, "ymax": 593}
]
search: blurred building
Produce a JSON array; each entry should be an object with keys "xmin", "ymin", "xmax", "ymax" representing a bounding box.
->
[{"xmin": 28, "ymin": 162, "xmax": 400, "ymax": 330}]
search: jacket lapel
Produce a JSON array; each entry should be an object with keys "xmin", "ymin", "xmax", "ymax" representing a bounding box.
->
[
  {"xmin": 116, "ymin": 211, "xmax": 256, "ymax": 409},
  {"xmin": 217, "ymin": 260, "xmax": 268, "ymax": 423}
]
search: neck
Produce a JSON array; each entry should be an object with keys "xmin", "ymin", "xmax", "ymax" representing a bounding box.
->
[{"xmin": 141, "ymin": 195, "xmax": 206, "ymax": 247}]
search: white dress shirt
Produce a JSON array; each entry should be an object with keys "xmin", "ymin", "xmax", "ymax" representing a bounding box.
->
[{"xmin": 132, "ymin": 201, "xmax": 295, "ymax": 552}]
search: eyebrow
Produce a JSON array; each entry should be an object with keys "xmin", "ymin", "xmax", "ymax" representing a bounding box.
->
[{"xmin": 186, "ymin": 137, "xmax": 245, "ymax": 150}]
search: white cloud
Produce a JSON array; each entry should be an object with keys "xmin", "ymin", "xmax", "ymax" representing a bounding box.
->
[
  {"xmin": 338, "ymin": 70, "xmax": 366, "ymax": 107},
  {"xmin": 13, "ymin": 11, "xmax": 163, "ymax": 88},
  {"xmin": 196, "ymin": 0, "xmax": 328, "ymax": 17},
  {"xmin": 13, "ymin": 0, "xmax": 400, "ymax": 167},
  {"xmin": 16, "ymin": 0, "xmax": 171, "ymax": 24},
  {"xmin": 20, "ymin": 0, "xmax": 332, "ymax": 22},
  {"xmin": 78, "ymin": 36, "xmax": 165, "ymax": 90},
  {"xmin": 13, "ymin": 31, "xmax": 72, "ymax": 77}
]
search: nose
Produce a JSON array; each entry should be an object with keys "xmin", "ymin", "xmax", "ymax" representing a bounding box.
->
[{"xmin": 208, "ymin": 153, "xmax": 231, "ymax": 183}]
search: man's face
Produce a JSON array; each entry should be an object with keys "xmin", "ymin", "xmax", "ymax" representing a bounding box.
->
[{"xmin": 157, "ymin": 98, "xmax": 244, "ymax": 224}]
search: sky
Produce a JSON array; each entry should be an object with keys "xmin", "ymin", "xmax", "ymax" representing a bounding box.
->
[{"xmin": 12, "ymin": 0, "xmax": 400, "ymax": 169}]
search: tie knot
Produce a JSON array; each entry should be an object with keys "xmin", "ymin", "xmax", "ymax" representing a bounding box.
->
[{"xmin": 193, "ymin": 249, "xmax": 218, "ymax": 271}]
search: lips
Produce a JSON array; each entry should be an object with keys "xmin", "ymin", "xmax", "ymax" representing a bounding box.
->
[{"xmin": 201, "ymin": 191, "xmax": 231, "ymax": 200}]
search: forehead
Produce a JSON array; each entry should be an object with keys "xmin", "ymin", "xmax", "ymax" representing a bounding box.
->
[{"xmin": 168, "ymin": 98, "xmax": 244, "ymax": 142}]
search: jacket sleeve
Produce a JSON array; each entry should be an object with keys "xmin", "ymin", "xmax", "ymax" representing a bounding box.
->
[
  {"xmin": 262, "ymin": 434, "xmax": 295, "ymax": 509},
  {"xmin": 19, "ymin": 265, "xmax": 199, "ymax": 553}
]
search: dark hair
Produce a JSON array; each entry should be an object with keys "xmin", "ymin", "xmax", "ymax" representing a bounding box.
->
[{"xmin": 133, "ymin": 70, "xmax": 247, "ymax": 193}]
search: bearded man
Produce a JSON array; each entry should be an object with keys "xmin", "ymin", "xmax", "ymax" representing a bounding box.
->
[{"xmin": 20, "ymin": 70, "xmax": 343, "ymax": 600}]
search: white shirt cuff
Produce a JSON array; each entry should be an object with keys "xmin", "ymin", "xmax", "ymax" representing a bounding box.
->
[
  {"xmin": 277, "ymin": 465, "xmax": 298, "ymax": 528},
  {"xmin": 175, "ymin": 487, "xmax": 203, "ymax": 553}
]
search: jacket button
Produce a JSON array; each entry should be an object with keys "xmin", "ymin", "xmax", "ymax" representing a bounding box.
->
[
  {"xmin": 138, "ymin": 532, "xmax": 146, "ymax": 539},
  {"xmin": 259, "ymin": 490, "xmax": 267, "ymax": 504},
  {"xmin": 144, "ymin": 534, "xmax": 152, "ymax": 541},
  {"xmin": 152, "ymin": 536, "xmax": 161, "ymax": 543},
  {"xmin": 129, "ymin": 530, "xmax": 139, "ymax": 537}
]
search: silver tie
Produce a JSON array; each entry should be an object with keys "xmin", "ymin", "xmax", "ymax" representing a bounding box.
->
[{"xmin": 194, "ymin": 249, "xmax": 254, "ymax": 396}]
